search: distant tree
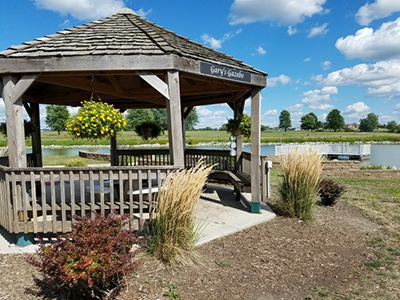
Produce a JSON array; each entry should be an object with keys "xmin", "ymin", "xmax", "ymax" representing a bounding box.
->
[
  {"xmin": 387, "ymin": 120, "xmax": 398, "ymax": 133},
  {"xmin": 300, "ymin": 113, "xmax": 318, "ymax": 130},
  {"xmin": 152, "ymin": 109, "xmax": 168, "ymax": 132},
  {"xmin": 126, "ymin": 109, "xmax": 154, "ymax": 131},
  {"xmin": 45, "ymin": 105, "xmax": 70, "ymax": 134},
  {"xmin": 260, "ymin": 124, "xmax": 269, "ymax": 131},
  {"xmin": 279, "ymin": 110, "xmax": 291, "ymax": 131},
  {"xmin": 359, "ymin": 113, "xmax": 379, "ymax": 132},
  {"xmin": 326, "ymin": 109, "xmax": 344, "ymax": 132},
  {"xmin": 126, "ymin": 108, "xmax": 198, "ymax": 132},
  {"xmin": 184, "ymin": 108, "xmax": 199, "ymax": 131}
]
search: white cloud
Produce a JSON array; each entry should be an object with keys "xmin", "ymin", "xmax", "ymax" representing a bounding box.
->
[
  {"xmin": 336, "ymin": 17, "xmax": 400, "ymax": 61},
  {"xmin": 303, "ymin": 57, "xmax": 311, "ymax": 62},
  {"xmin": 201, "ymin": 29, "xmax": 242, "ymax": 49},
  {"xmin": 356, "ymin": 0, "xmax": 400, "ymax": 26},
  {"xmin": 343, "ymin": 101, "xmax": 371, "ymax": 119},
  {"xmin": 268, "ymin": 74, "xmax": 291, "ymax": 87},
  {"xmin": 317, "ymin": 59, "xmax": 400, "ymax": 98},
  {"xmin": 136, "ymin": 8, "xmax": 152, "ymax": 18},
  {"xmin": 229, "ymin": 0, "xmax": 327, "ymax": 26},
  {"xmin": 321, "ymin": 60, "xmax": 331, "ymax": 70},
  {"xmin": 394, "ymin": 103, "xmax": 400, "ymax": 114},
  {"xmin": 288, "ymin": 26, "xmax": 298, "ymax": 35},
  {"xmin": 32, "ymin": 0, "xmax": 125, "ymax": 21},
  {"xmin": 263, "ymin": 109, "xmax": 278, "ymax": 116},
  {"xmin": 257, "ymin": 46, "xmax": 267, "ymax": 55},
  {"xmin": 301, "ymin": 86, "xmax": 337, "ymax": 110},
  {"xmin": 287, "ymin": 103, "xmax": 304, "ymax": 116},
  {"xmin": 196, "ymin": 106, "xmax": 230, "ymax": 129},
  {"xmin": 308, "ymin": 23, "xmax": 329, "ymax": 38}
]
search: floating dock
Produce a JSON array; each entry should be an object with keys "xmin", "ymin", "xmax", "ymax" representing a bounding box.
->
[{"xmin": 275, "ymin": 144, "xmax": 371, "ymax": 160}]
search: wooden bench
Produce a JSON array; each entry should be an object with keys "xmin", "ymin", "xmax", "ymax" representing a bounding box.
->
[{"xmin": 209, "ymin": 170, "xmax": 251, "ymax": 201}]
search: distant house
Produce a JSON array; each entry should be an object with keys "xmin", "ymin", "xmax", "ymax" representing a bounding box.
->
[{"xmin": 346, "ymin": 123, "xmax": 359, "ymax": 131}]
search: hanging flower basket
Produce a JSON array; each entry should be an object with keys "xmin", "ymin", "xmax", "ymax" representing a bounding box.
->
[{"xmin": 66, "ymin": 100, "xmax": 126, "ymax": 140}]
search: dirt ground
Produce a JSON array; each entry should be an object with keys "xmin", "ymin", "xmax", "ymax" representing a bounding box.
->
[{"xmin": 0, "ymin": 198, "xmax": 382, "ymax": 300}]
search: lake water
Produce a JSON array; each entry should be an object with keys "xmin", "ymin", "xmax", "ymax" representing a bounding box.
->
[{"xmin": 38, "ymin": 144, "xmax": 400, "ymax": 168}]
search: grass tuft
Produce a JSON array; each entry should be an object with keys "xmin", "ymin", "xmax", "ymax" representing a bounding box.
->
[
  {"xmin": 278, "ymin": 148, "xmax": 323, "ymax": 221},
  {"xmin": 147, "ymin": 160, "xmax": 213, "ymax": 264}
]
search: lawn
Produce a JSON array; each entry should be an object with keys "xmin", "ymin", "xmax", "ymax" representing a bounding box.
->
[{"xmin": 1, "ymin": 129, "xmax": 400, "ymax": 147}]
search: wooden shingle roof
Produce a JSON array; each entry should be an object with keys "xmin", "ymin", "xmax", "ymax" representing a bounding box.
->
[{"xmin": 0, "ymin": 8, "xmax": 264, "ymax": 76}]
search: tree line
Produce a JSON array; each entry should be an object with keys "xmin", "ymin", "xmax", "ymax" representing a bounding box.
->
[{"xmin": 278, "ymin": 109, "xmax": 399, "ymax": 133}]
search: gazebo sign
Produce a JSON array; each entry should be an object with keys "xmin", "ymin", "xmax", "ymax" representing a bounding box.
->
[{"xmin": 200, "ymin": 62, "xmax": 251, "ymax": 83}]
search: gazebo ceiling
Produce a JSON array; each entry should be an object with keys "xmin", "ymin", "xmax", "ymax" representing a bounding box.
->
[{"xmin": 0, "ymin": 8, "xmax": 267, "ymax": 109}]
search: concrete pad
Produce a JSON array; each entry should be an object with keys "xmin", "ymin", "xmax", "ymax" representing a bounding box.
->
[
  {"xmin": 195, "ymin": 184, "xmax": 276, "ymax": 246},
  {"xmin": 0, "ymin": 184, "xmax": 276, "ymax": 253}
]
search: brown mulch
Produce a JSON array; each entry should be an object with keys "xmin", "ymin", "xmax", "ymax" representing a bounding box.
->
[{"xmin": 0, "ymin": 201, "xmax": 380, "ymax": 300}]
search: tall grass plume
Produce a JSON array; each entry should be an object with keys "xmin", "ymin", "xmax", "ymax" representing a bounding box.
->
[
  {"xmin": 147, "ymin": 160, "xmax": 213, "ymax": 264},
  {"xmin": 278, "ymin": 149, "xmax": 323, "ymax": 221}
]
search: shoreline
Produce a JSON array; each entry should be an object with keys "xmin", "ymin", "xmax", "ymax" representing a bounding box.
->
[{"xmin": 33, "ymin": 140, "xmax": 400, "ymax": 149}]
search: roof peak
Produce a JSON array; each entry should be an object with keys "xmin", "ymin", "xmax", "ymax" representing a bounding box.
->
[{"xmin": 116, "ymin": 8, "xmax": 137, "ymax": 15}]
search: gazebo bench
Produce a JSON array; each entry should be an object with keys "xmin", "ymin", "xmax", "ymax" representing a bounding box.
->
[{"xmin": 208, "ymin": 170, "xmax": 251, "ymax": 201}]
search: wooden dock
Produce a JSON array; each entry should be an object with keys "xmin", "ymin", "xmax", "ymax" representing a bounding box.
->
[{"xmin": 275, "ymin": 143, "xmax": 371, "ymax": 160}]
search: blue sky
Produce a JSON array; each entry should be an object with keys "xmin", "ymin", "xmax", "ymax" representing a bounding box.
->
[{"xmin": 1, "ymin": 0, "xmax": 400, "ymax": 129}]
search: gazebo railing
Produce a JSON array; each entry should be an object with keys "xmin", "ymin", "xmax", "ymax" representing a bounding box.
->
[
  {"xmin": 117, "ymin": 149, "xmax": 235, "ymax": 171},
  {"xmin": 0, "ymin": 165, "xmax": 178, "ymax": 234}
]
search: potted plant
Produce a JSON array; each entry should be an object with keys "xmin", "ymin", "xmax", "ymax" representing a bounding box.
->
[
  {"xmin": 225, "ymin": 114, "xmax": 251, "ymax": 138},
  {"xmin": 66, "ymin": 100, "xmax": 126, "ymax": 140},
  {"xmin": 134, "ymin": 121, "xmax": 162, "ymax": 141}
]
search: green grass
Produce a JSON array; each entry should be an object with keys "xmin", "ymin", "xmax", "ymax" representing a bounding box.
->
[
  {"xmin": 42, "ymin": 155, "xmax": 109, "ymax": 166},
  {"xmin": 328, "ymin": 176, "xmax": 400, "ymax": 299},
  {"xmin": 1, "ymin": 130, "xmax": 399, "ymax": 147}
]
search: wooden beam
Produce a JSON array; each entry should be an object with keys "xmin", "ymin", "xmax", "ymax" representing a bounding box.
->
[
  {"xmin": 0, "ymin": 55, "xmax": 175, "ymax": 74},
  {"xmin": 137, "ymin": 71, "xmax": 170, "ymax": 100},
  {"xmin": 106, "ymin": 75, "xmax": 125, "ymax": 95},
  {"xmin": 1, "ymin": 75, "xmax": 27, "ymax": 168},
  {"xmin": 9, "ymin": 74, "xmax": 38, "ymax": 104},
  {"xmin": 250, "ymin": 88, "xmax": 262, "ymax": 211},
  {"xmin": 37, "ymin": 75, "xmax": 129, "ymax": 98},
  {"xmin": 183, "ymin": 106, "xmax": 193, "ymax": 119},
  {"xmin": 166, "ymin": 71, "xmax": 184, "ymax": 167}
]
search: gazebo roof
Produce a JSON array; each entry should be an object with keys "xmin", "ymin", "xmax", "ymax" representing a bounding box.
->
[
  {"xmin": 0, "ymin": 8, "xmax": 267, "ymax": 109},
  {"xmin": 1, "ymin": 8, "xmax": 263, "ymax": 75}
]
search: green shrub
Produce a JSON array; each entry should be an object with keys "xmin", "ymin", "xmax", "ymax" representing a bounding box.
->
[
  {"xmin": 28, "ymin": 213, "xmax": 144, "ymax": 299},
  {"xmin": 318, "ymin": 178, "xmax": 345, "ymax": 206},
  {"xmin": 147, "ymin": 161, "xmax": 213, "ymax": 264},
  {"xmin": 64, "ymin": 157, "xmax": 88, "ymax": 167},
  {"xmin": 278, "ymin": 149, "xmax": 323, "ymax": 220}
]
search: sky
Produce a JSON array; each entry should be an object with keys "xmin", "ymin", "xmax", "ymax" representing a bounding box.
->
[{"xmin": 1, "ymin": 0, "xmax": 400, "ymax": 129}]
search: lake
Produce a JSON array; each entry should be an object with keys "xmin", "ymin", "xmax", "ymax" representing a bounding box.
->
[{"xmin": 38, "ymin": 144, "xmax": 400, "ymax": 168}]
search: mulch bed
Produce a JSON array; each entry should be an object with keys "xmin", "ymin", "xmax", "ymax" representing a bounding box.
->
[{"xmin": 0, "ymin": 200, "xmax": 380, "ymax": 300}]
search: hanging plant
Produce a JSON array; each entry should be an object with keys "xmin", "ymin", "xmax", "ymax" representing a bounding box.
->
[
  {"xmin": 225, "ymin": 114, "xmax": 251, "ymax": 138},
  {"xmin": 134, "ymin": 121, "xmax": 162, "ymax": 141},
  {"xmin": 66, "ymin": 100, "xmax": 126, "ymax": 140}
]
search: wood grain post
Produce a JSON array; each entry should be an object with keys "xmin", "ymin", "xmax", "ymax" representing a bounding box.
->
[
  {"xmin": 166, "ymin": 71, "xmax": 184, "ymax": 167},
  {"xmin": 2, "ymin": 75, "xmax": 27, "ymax": 168},
  {"xmin": 250, "ymin": 88, "xmax": 261, "ymax": 213}
]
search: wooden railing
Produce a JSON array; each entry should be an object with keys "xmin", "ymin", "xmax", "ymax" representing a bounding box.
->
[
  {"xmin": 0, "ymin": 165, "xmax": 178, "ymax": 234},
  {"xmin": 0, "ymin": 153, "xmax": 34, "ymax": 167},
  {"xmin": 116, "ymin": 149, "xmax": 235, "ymax": 171}
]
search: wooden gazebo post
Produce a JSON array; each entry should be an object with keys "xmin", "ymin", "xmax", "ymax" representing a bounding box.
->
[{"xmin": 250, "ymin": 88, "xmax": 262, "ymax": 213}]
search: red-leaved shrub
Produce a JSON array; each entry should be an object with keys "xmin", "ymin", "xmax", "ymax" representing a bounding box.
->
[{"xmin": 29, "ymin": 213, "xmax": 144, "ymax": 299}]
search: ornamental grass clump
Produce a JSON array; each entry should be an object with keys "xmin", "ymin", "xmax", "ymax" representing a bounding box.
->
[
  {"xmin": 148, "ymin": 161, "xmax": 213, "ymax": 264},
  {"xmin": 66, "ymin": 100, "xmax": 126, "ymax": 140},
  {"xmin": 28, "ymin": 213, "xmax": 144, "ymax": 300},
  {"xmin": 278, "ymin": 149, "xmax": 323, "ymax": 221}
]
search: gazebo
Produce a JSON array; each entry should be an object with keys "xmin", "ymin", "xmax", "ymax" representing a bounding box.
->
[{"xmin": 0, "ymin": 8, "xmax": 267, "ymax": 244}]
